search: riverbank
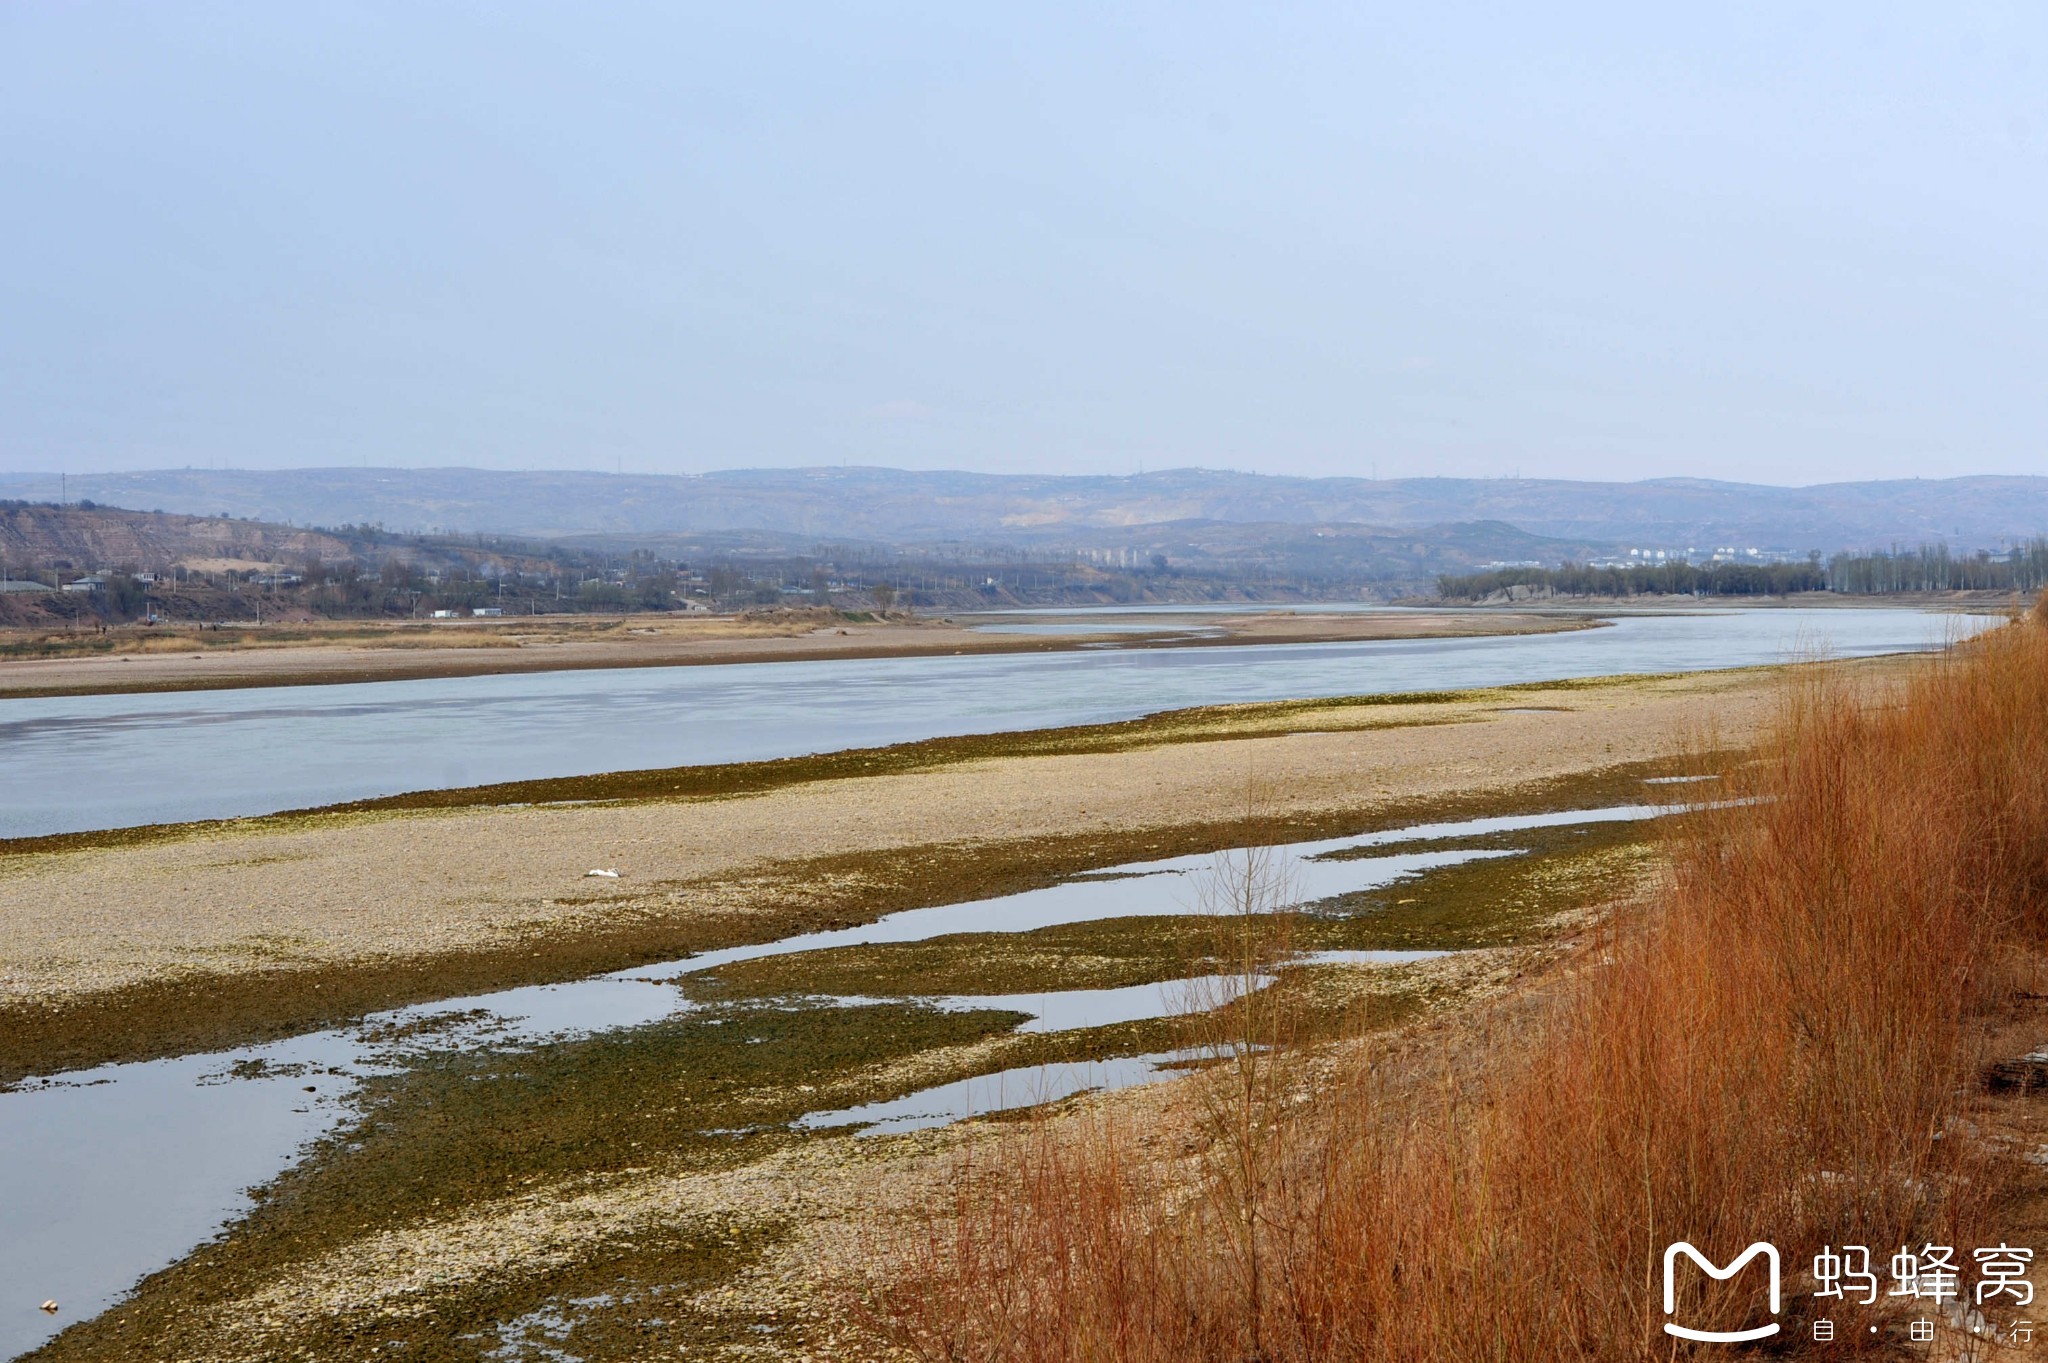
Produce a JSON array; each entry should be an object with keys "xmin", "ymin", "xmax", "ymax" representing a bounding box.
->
[
  {"xmin": 850, "ymin": 602, "xmax": 2048, "ymax": 1363},
  {"xmin": 1425, "ymin": 587, "xmax": 2022, "ymax": 611},
  {"xmin": 0, "ymin": 658, "xmax": 1850, "ymax": 1085},
  {"xmin": 7, "ymin": 650, "xmax": 1949, "ymax": 1362},
  {"xmin": 16, "ymin": 717, "xmax": 1738, "ymax": 1362},
  {"xmin": 0, "ymin": 607, "xmax": 1590, "ymax": 698}
]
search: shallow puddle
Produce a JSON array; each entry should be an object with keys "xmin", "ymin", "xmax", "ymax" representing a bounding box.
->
[
  {"xmin": 797, "ymin": 1050, "xmax": 1211, "ymax": 1137},
  {"xmin": 922, "ymin": 950, "xmax": 1447, "ymax": 1034},
  {"xmin": 626, "ymin": 847, "xmax": 1496, "ymax": 983},
  {"xmin": 625, "ymin": 806, "xmax": 1672, "ymax": 985},
  {"xmin": 0, "ymin": 804, "xmax": 1650, "ymax": 1359},
  {"xmin": 1291, "ymin": 948, "xmax": 1454, "ymax": 966},
  {"xmin": 0, "ymin": 1033, "xmax": 372, "ymax": 1358},
  {"xmin": 930, "ymin": 974, "xmax": 1261, "ymax": 1034}
]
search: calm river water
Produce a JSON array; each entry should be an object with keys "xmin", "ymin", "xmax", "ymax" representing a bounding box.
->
[{"xmin": 0, "ymin": 607, "xmax": 1987, "ymax": 838}]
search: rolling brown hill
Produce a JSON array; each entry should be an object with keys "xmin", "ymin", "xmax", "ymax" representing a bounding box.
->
[{"xmin": 0, "ymin": 502, "xmax": 356, "ymax": 577}]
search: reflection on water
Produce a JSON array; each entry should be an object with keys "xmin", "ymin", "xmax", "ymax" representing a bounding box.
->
[
  {"xmin": 632, "ymin": 805, "xmax": 1665, "ymax": 985},
  {"xmin": 0, "ymin": 1034, "xmax": 372, "ymax": 1360},
  {"xmin": 797, "ymin": 1051, "xmax": 1209, "ymax": 1137},
  {"xmin": 929, "ymin": 973, "xmax": 1266, "ymax": 1035},
  {"xmin": 0, "ymin": 608, "xmax": 1984, "ymax": 838},
  {"xmin": 629, "ymin": 852, "xmax": 1512, "ymax": 981},
  {"xmin": 797, "ymin": 948, "xmax": 1460, "ymax": 1137},
  {"xmin": 923, "ymin": 951, "xmax": 1449, "ymax": 1036}
]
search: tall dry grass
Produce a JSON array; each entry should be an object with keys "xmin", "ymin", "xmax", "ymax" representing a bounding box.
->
[{"xmin": 855, "ymin": 608, "xmax": 2048, "ymax": 1361}]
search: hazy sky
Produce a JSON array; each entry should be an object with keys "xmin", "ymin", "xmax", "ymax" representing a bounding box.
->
[{"xmin": 2, "ymin": 3, "xmax": 2044, "ymax": 484}]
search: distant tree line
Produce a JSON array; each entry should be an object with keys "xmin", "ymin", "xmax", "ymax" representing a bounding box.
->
[
  {"xmin": 1436, "ymin": 559, "xmax": 1827, "ymax": 600},
  {"xmin": 1822, "ymin": 540, "xmax": 2048, "ymax": 594},
  {"xmin": 1436, "ymin": 540, "xmax": 2048, "ymax": 601}
]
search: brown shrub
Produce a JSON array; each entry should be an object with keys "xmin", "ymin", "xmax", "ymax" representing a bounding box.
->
[{"xmin": 854, "ymin": 613, "xmax": 2048, "ymax": 1361}]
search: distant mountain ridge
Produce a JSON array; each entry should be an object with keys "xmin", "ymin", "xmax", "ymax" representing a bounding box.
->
[{"xmin": 3, "ymin": 467, "xmax": 2044, "ymax": 551}]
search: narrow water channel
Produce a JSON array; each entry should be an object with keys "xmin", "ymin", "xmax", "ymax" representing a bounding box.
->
[{"xmin": 0, "ymin": 802, "xmax": 1667, "ymax": 1359}]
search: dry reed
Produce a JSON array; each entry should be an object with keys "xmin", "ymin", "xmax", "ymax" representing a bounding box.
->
[{"xmin": 853, "ymin": 608, "xmax": 2048, "ymax": 1361}]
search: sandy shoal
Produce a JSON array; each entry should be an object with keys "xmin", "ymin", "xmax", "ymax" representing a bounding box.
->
[
  {"xmin": 0, "ymin": 660, "xmax": 1839, "ymax": 1008},
  {"xmin": 0, "ymin": 609, "xmax": 1582, "ymax": 697}
]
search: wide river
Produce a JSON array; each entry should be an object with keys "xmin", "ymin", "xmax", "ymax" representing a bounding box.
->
[{"xmin": 0, "ymin": 606, "xmax": 1986, "ymax": 839}]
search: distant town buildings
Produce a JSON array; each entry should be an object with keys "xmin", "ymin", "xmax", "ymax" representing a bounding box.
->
[{"xmin": 1577, "ymin": 545, "xmax": 1806, "ymax": 570}]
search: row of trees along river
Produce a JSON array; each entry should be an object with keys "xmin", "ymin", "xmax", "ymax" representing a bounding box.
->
[{"xmin": 1436, "ymin": 540, "xmax": 2048, "ymax": 601}]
